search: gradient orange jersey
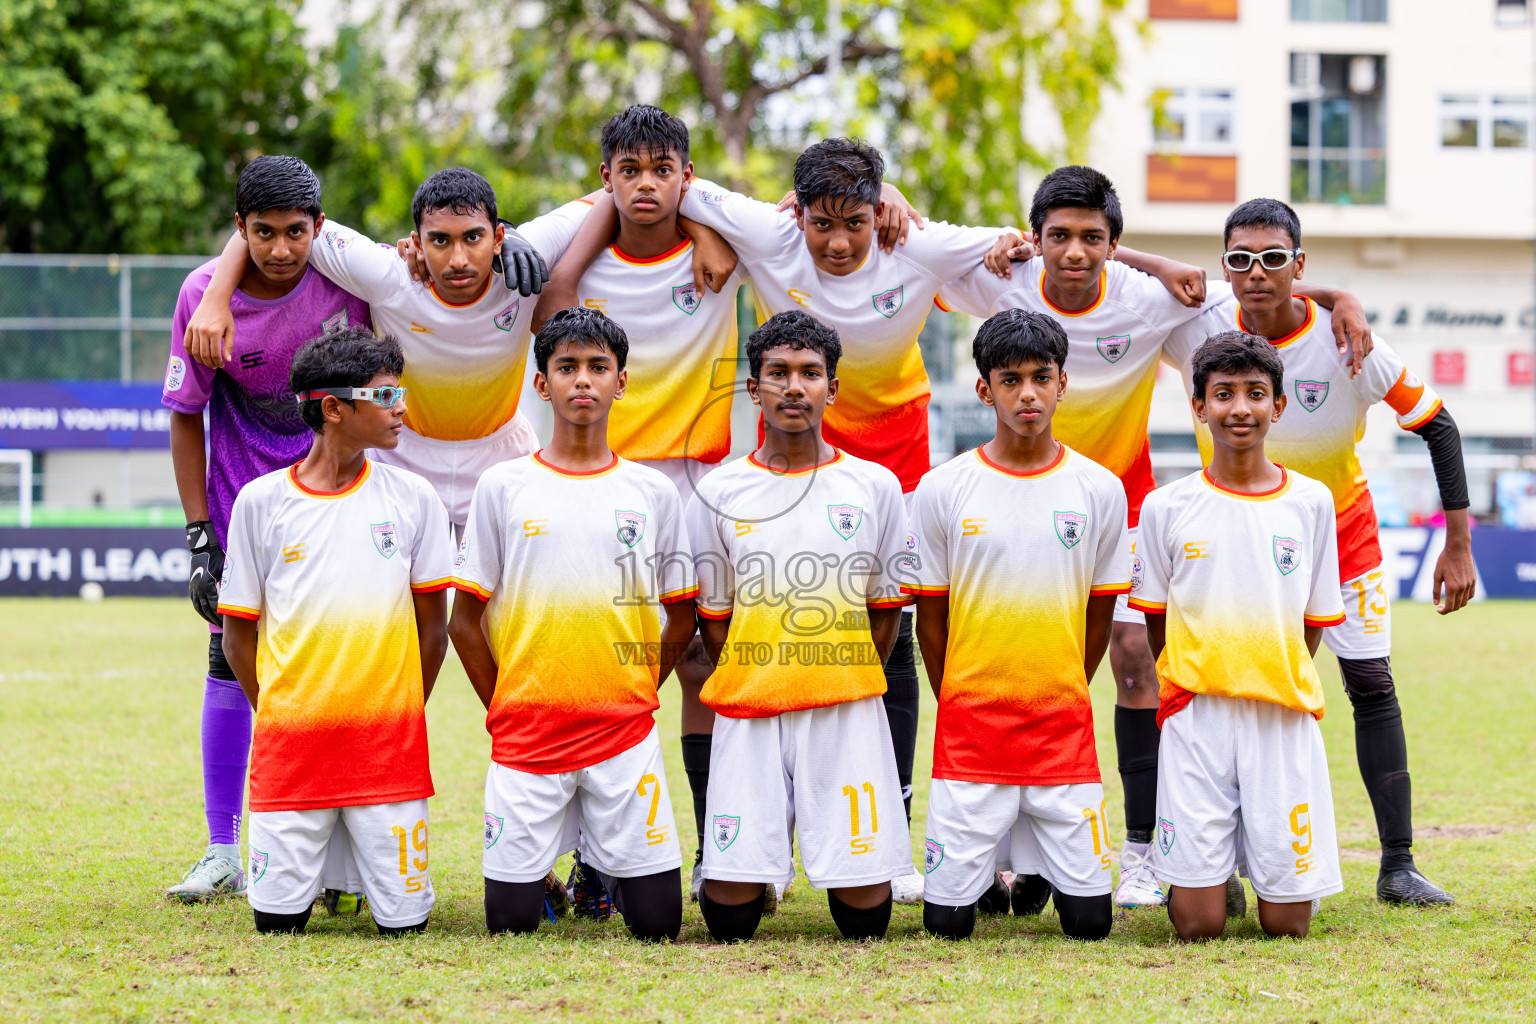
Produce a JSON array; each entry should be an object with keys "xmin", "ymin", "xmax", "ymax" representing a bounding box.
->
[
  {"xmin": 939, "ymin": 258, "xmax": 1215, "ymax": 525},
  {"xmin": 1166, "ymin": 297, "xmax": 1443, "ymax": 582},
  {"xmin": 451, "ymin": 453, "xmax": 697, "ymax": 774},
  {"xmin": 685, "ymin": 450, "xmax": 909, "ymax": 716},
  {"xmin": 679, "ymin": 180, "xmax": 1003, "ymax": 492},
  {"xmin": 1129, "ymin": 467, "xmax": 1345, "ymax": 721},
  {"xmin": 217, "ymin": 460, "xmax": 454, "ymax": 811},
  {"xmin": 903, "ymin": 445, "xmax": 1130, "ymax": 785}
]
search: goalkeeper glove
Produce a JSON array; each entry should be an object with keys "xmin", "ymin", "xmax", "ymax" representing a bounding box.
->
[
  {"xmin": 186, "ymin": 520, "xmax": 225, "ymax": 626},
  {"xmin": 491, "ymin": 220, "xmax": 548, "ymax": 297}
]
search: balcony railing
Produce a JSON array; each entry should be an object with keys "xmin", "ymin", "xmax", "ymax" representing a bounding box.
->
[{"xmin": 1289, "ymin": 147, "xmax": 1386, "ymax": 205}]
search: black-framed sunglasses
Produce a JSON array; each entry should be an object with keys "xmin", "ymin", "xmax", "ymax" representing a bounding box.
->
[
  {"xmin": 296, "ymin": 386, "xmax": 408, "ymax": 408},
  {"xmin": 1222, "ymin": 248, "xmax": 1303, "ymax": 273}
]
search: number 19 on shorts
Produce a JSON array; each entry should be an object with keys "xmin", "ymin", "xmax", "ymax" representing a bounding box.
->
[
  {"xmin": 391, "ymin": 819, "xmax": 429, "ymax": 892},
  {"xmin": 843, "ymin": 781, "xmax": 879, "ymax": 855}
]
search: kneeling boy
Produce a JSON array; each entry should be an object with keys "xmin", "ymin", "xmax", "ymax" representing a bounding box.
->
[
  {"xmin": 906, "ymin": 310, "xmax": 1127, "ymax": 941},
  {"xmin": 1131, "ymin": 332, "xmax": 1346, "ymax": 940},
  {"xmin": 449, "ymin": 307, "xmax": 697, "ymax": 941},
  {"xmin": 218, "ymin": 327, "xmax": 453, "ymax": 934},
  {"xmin": 686, "ymin": 310, "xmax": 911, "ymax": 942}
]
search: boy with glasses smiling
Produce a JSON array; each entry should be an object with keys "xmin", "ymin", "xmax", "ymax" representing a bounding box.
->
[{"xmin": 1164, "ymin": 198, "xmax": 1473, "ymax": 907}]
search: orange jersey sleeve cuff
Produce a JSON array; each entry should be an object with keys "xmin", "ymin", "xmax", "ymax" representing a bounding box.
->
[
  {"xmin": 867, "ymin": 595, "xmax": 912, "ymax": 609},
  {"xmin": 411, "ymin": 577, "xmax": 454, "ymax": 594},
  {"xmin": 1126, "ymin": 597, "xmax": 1166, "ymax": 614},
  {"xmin": 217, "ymin": 604, "xmax": 260, "ymax": 621},
  {"xmin": 696, "ymin": 605, "xmax": 733, "ymax": 621},
  {"xmin": 1090, "ymin": 582, "xmax": 1133, "ymax": 596},
  {"xmin": 1399, "ymin": 398, "xmax": 1443, "ymax": 432},
  {"xmin": 1305, "ymin": 612, "xmax": 1346, "ymax": 628},
  {"xmin": 659, "ymin": 584, "xmax": 700, "ymax": 605},
  {"xmin": 900, "ymin": 584, "xmax": 949, "ymax": 597},
  {"xmin": 450, "ymin": 578, "xmax": 493, "ymax": 601}
]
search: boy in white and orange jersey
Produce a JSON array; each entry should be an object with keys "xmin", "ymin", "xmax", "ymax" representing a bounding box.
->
[
  {"xmin": 686, "ymin": 310, "xmax": 910, "ymax": 942},
  {"xmin": 906, "ymin": 310, "xmax": 1128, "ymax": 941},
  {"xmin": 1164, "ymin": 198, "xmax": 1471, "ymax": 907},
  {"xmin": 218, "ymin": 327, "xmax": 454, "ymax": 935},
  {"xmin": 449, "ymin": 307, "xmax": 698, "ymax": 942},
  {"xmin": 939, "ymin": 166, "xmax": 1373, "ymax": 909},
  {"xmin": 1131, "ymin": 331, "xmax": 1346, "ymax": 941}
]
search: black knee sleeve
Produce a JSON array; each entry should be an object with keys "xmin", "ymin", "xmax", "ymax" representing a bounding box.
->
[
  {"xmin": 1053, "ymin": 891, "xmax": 1112, "ymax": 940},
  {"xmin": 1010, "ymin": 873, "xmax": 1052, "ymax": 916},
  {"xmin": 484, "ymin": 877, "xmax": 550, "ymax": 935},
  {"xmin": 923, "ymin": 901, "xmax": 976, "ymax": 940},
  {"xmin": 615, "ymin": 869, "xmax": 683, "ymax": 942},
  {"xmin": 1342, "ymin": 660, "xmax": 1414, "ymax": 872},
  {"xmin": 828, "ymin": 889, "xmax": 892, "ymax": 941},
  {"xmin": 681, "ymin": 733, "xmax": 712, "ymax": 844},
  {"xmin": 377, "ymin": 919, "xmax": 427, "ymax": 936},
  {"xmin": 253, "ymin": 907, "xmax": 311, "ymax": 934},
  {"xmin": 882, "ymin": 612, "xmax": 919, "ymax": 819},
  {"xmin": 1115, "ymin": 706, "xmax": 1160, "ymax": 842},
  {"xmin": 1340, "ymin": 656, "xmax": 1395, "ymax": 699},
  {"xmin": 699, "ymin": 887, "xmax": 765, "ymax": 943},
  {"xmin": 208, "ymin": 632, "xmax": 237, "ymax": 681}
]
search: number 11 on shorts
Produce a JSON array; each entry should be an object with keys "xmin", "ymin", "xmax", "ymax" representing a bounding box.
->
[{"xmin": 843, "ymin": 782, "xmax": 878, "ymax": 855}]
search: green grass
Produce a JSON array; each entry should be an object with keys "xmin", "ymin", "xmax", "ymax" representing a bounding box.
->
[{"xmin": 1, "ymin": 598, "xmax": 1532, "ymax": 1022}]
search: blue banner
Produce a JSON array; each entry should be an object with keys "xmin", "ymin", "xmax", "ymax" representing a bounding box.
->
[
  {"xmin": 0, "ymin": 382, "xmax": 172, "ymax": 449},
  {"xmin": 0, "ymin": 528, "xmax": 187, "ymax": 596}
]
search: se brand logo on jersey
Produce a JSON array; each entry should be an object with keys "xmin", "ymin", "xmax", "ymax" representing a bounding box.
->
[
  {"xmin": 712, "ymin": 814, "xmax": 740, "ymax": 851},
  {"xmin": 1273, "ymin": 536, "xmax": 1302, "ymax": 575},
  {"xmin": 923, "ymin": 838, "xmax": 944, "ymax": 873},
  {"xmin": 249, "ymin": 849, "xmax": 268, "ymax": 882},
  {"xmin": 1054, "ymin": 510, "xmax": 1087, "ymax": 549},
  {"xmin": 281, "ymin": 543, "xmax": 307, "ymax": 563},
  {"xmin": 583, "ymin": 298, "xmax": 609, "ymax": 313},
  {"xmin": 734, "ymin": 521, "xmax": 758, "ymax": 537},
  {"xmin": 827, "ymin": 504, "xmax": 864, "ymax": 541},
  {"xmin": 1097, "ymin": 335, "xmax": 1131, "ymax": 363},
  {"xmin": 672, "ymin": 284, "xmax": 700, "ymax": 315},
  {"xmin": 483, "ymin": 813, "xmax": 504, "ymax": 849},
  {"xmin": 523, "ymin": 519, "xmax": 550, "ymax": 538},
  {"xmin": 961, "ymin": 517, "xmax": 988, "ymax": 537},
  {"xmin": 787, "ymin": 288, "xmax": 812, "ymax": 308},
  {"xmin": 872, "ymin": 286, "xmax": 904, "ymax": 318},
  {"xmin": 615, "ymin": 510, "xmax": 646, "ymax": 548},
  {"xmin": 164, "ymin": 356, "xmax": 186, "ymax": 391},
  {"xmin": 1295, "ymin": 379, "xmax": 1330, "ymax": 412},
  {"xmin": 494, "ymin": 300, "xmax": 521, "ymax": 331},
  {"xmin": 371, "ymin": 521, "xmax": 398, "ymax": 558},
  {"xmin": 1183, "ymin": 541, "xmax": 1210, "ymax": 560}
]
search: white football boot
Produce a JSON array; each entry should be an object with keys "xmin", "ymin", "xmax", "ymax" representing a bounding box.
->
[{"xmin": 1113, "ymin": 841, "xmax": 1167, "ymax": 908}]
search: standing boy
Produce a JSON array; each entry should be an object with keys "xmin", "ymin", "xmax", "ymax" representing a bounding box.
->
[
  {"xmin": 907, "ymin": 310, "xmax": 1126, "ymax": 941},
  {"xmin": 1131, "ymin": 331, "xmax": 1345, "ymax": 940},
  {"xmin": 448, "ymin": 306, "xmax": 697, "ymax": 942},
  {"xmin": 217, "ymin": 327, "xmax": 453, "ymax": 935},
  {"xmin": 161, "ymin": 155, "xmax": 371, "ymax": 902},
  {"xmin": 1164, "ymin": 198, "xmax": 1471, "ymax": 905},
  {"xmin": 686, "ymin": 310, "xmax": 911, "ymax": 942}
]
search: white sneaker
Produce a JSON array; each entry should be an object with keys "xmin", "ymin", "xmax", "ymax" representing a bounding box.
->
[
  {"xmin": 1113, "ymin": 841, "xmax": 1167, "ymax": 908},
  {"xmin": 891, "ymin": 870, "xmax": 924, "ymax": 905},
  {"xmin": 165, "ymin": 846, "xmax": 245, "ymax": 903}
]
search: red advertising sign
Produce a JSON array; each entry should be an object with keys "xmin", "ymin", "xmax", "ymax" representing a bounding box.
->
[
  {"xmin": 1432, "ymin": 351, "xmax": 1465, "ymax": 386},
  {"xmin": 1509, "ymin": 351, "xmax": 1534, "ymax": 387}
]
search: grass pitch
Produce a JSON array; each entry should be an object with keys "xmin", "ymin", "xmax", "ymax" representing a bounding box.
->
[{"xmin": 1, "ymin": 597, "xmax": 1532, "ymax": 1022}]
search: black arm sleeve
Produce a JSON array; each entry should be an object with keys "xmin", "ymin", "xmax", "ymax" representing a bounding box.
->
[{"xmin": 1409, "ymin": 407, "xmax": 1469, "ymax": 511}]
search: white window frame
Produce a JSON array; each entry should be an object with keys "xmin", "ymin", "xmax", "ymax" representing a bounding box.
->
[
  {"xmin": 1152, "ymin": 87, "xmax": 1238, "ymax": 155},
  {"xmin": 1437, "ymin": 93, "xmax": 1533, "ymax": 151}
]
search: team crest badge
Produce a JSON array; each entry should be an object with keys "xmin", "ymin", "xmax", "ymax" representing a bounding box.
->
[
  {"xmin": 1097, "ymin": 335, "xmax": 1131, "ymax": 363},
  {"xmin": 872, "ymin": 286, "xmax": 904, "ymax": 318},
  {"xmin": 1156, "ymin": 818, "xmax": 1176, "ymax": 856},
  {"xmin": 615, "ymin": 510, "xmax": 646, "ymax": 548},
  {"xmin": 484, "ymin": 813, "xmax": 504, "ymax": 849},
  {"xmin": 494, "ymin": 300, "xmax": 520, "ymax": 331},
  {"xmin": 828, "ymin": 504, "xmax": 864, "ymax": 541},
  {"xmin": 371, "ymin": 522, "xmax": 398, "ymax": 558},
  {"xmin": 1273, "ymin": 536, "xmax": 1301, "ymax": 575},
  {"xmin": 924, "ymin": 838, "xmax": 944, "ymax": 873},
  {"xmin": 1054, "ymin": 511, "xmax": 1087, "ymax": 549},
  {"xmin": 712, "ymin": 814, "xmax": 740, "ymax": 851},
  {"xmin": 320, "ymin": 309, "xmax": 349, "ymax": 334},
  {"xmin": 672, "ymin": 283, "xmax": 700, "ymax": 315},
  {"xmin": 1295, "ymin": 379, "xmax": 1329, "ymax": 412},
  {"xmin": 249, "ymin": 849, "xmax": 268, "ymax": 883}
]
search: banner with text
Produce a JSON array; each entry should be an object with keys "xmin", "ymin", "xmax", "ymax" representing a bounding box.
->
[{"xmin": 0, "ymin": 382, "xmax": 173, "ymax": 450}]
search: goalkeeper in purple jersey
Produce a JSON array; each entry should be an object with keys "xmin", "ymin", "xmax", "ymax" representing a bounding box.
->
[{"xmin": 160, "ymin": 156, "xmax": 371, "ymax": 902}]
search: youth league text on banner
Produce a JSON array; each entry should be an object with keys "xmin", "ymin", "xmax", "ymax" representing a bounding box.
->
[
  {"xmin": 0, "ymin": 528, "xmax": 188, "ymax": 596},
  {"xmin": 0, "ymin": 383, "xmax": 172, "ymax": 449}
]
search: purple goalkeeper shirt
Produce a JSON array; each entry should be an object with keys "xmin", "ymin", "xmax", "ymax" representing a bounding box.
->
[{"xmin": 162, "ymin": 261, "xmax": 372, "ymax": 546}]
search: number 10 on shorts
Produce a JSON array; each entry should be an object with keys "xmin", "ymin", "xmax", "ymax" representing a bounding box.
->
[
  {"xmin": 843, "ymin": 781, "xmax": 879, "ymax": 855},
  {"xmin": 391, "ymin": 819, "xmax": 429, "ymax": 892}
]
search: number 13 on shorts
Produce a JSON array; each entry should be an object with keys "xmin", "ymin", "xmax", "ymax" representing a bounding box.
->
[{"xmin": 844, "ymin": 781, "xmax": 879, "ymax": 855}]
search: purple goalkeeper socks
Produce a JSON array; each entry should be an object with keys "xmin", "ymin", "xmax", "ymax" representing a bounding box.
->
[{"xmin": 201, "ymin": 675, "xmax": 252, "ymax": 846}]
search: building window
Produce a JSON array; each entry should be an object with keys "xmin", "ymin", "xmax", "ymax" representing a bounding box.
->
[
  {"xmin": 1290, "ymin": 53, "xmax": 1387, "ymax": 204},
  {"xmin": 1291, "ymin": 0, "xmax": 1388, "ymax": 20},
  {"xmin": 1439, "ymin": 94, "xmax": 1532, "ymax": 149},
  {"xmin": 1496, "ymin": 0, "xmax": 1529, "ymax": 26},
  {"xmin": 1153, "ymin": 89, "xmax": 1237, "ymax": 153}
]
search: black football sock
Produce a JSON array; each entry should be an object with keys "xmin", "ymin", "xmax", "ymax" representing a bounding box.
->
[
  {"xmin": 923, "ymin": 901, "xmax": 976, "ymax": 940},
  {"xmin": 1053, "ymin": 890, "xmax": 1113, "ymax": 941},
  {"xmin": 828, "ymin": 889, "xmax": 892, "ymax": 941},
  {"xmin": 681, "ymin": 733, "xmax": 712, "ymax": 845},
  {"xmin": 614, "ymin": 869, "xmax": 683, "ymax": 942},
  {"xmin": 1115, "ymin": 706, "xmax": 1160, "ymax": 844},
  {"xmin": 882, "ymin": 612, "xmax": 919, "ymax": 821},
  {"xmin": 484, "ymin": 877, "xmax": 549, "ymax": 935},
  {"xmin": 1341, "ymin": 658, "xmax": 1415, "ymax": 874},
  {"xmin": 377, "ymin": 919, "xmax": 428, "ymax": 936},
  {"xmin": 253, "ymin": 907, "xmax": 311, "ymax": 934},
  {"xmin": 699, "ymin": 886, "xmax": 764, "ymax": 943}
]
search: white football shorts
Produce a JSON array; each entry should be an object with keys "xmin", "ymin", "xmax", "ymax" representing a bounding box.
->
[
  {"xmin": 247, "ymin": 799, "xmax": 433, "ymax": 928},
  {"xmin": 1154, "ymin": 693, "xmax": 1342, "ymax": 903},
  {"xmin": 702, "ymin": 695, "xmax": 910, "ymax": 889},
  {"xmin": 1322, "ymin": 565, "xmax": 1392, "ymax": 660},
  {"xmin": 372, "ymin": 411, "xmax": 538, "ymax": 525},
  {"xmin": 482, "ymin": 726, "xmax": 682, "ymax": 883},
  {"xmin": 923, "ymin": 780, "xmax": 1113, "ymax": 906},
  {"xmin": 1114, "ymin": 525, "xmax": 1145, "ymax": 626}
]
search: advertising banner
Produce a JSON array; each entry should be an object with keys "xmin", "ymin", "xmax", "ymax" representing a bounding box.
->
[
  {"xmin": 0, "ymin": 382, "xmax": 172, "ymax": 450},
  {"xmin": 0, "ymin": 528, "xmax": 187, "ymax": 596}
]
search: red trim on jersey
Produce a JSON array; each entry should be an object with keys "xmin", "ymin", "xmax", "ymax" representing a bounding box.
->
[
  {"xmin": 531, "ymin": 449, "xmax": 621, "ymax": 478},
  {"xmin": 975, "ymin": 442, "xmax": 1067, "ymax": 479},
  {"xmin": 287, "ymin": 461, "xmax": 371, "ymax": 499},
  {"xmin": 1039, "ymin": 267, "xmax": 1107, "ymax": 317},
  {"xmin": 428, "ymin": 278, "xmax": 490, "ymax": 309},
  {"xmin": 1305, "ymin": 612, "xmax": 1346, "ymax": 628},
  {"xmin": 1126, "ymin": 596, "xmax": 1166, "ymax": 614},
  {"xmin": 933, "ymin": 295, "xmax": 955, "ymax": 313},
  {"xmin": 745, "ymin": 447, "xmax": 844, "ymax": 477},
  {"xmin": 411, "ymin": 578, "xmax": 454, "ymax": 594},
  {"xmin": 216, "ymin": 604, "xmax": 260, "ymax": 621},
  {"xmin": 1200, "ymin": 465, "xmax": 1291, "ymax": 501},
  {"xmin": 450, "ymin": 578, "xmax": 493, "ymax": 601},
  {"xmin": 696, "ymin": 605, "xmax": 733, "ymax": 621},
  {"xmin": 1400, "ymin": 399, "xmax": 1443, "ymax": 432},
  {"xmin": 1090, "ymin": 582, "xmax": 1134, "ymax": 596},
  {"xmin": 1157, "ymin": 684, "xmax": 1196, "ymax": 729},
  {"xmin": 901, "ymin": 584, "xmax": 950, "ymax": 596},
  {"xmin": 610, "ymin": 233, "xmax": 690, "ymax": 266},
  {"xmin": 867, "ymin": 595, "xmax": 911, "ymax": 609},
  {"xmin": 1238, "ymin": 297, "xmax": 1315, "ymax": 349},
  {"xmin": 659, "ymin": 585, "xmax": 700, "ymax": 605}
]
